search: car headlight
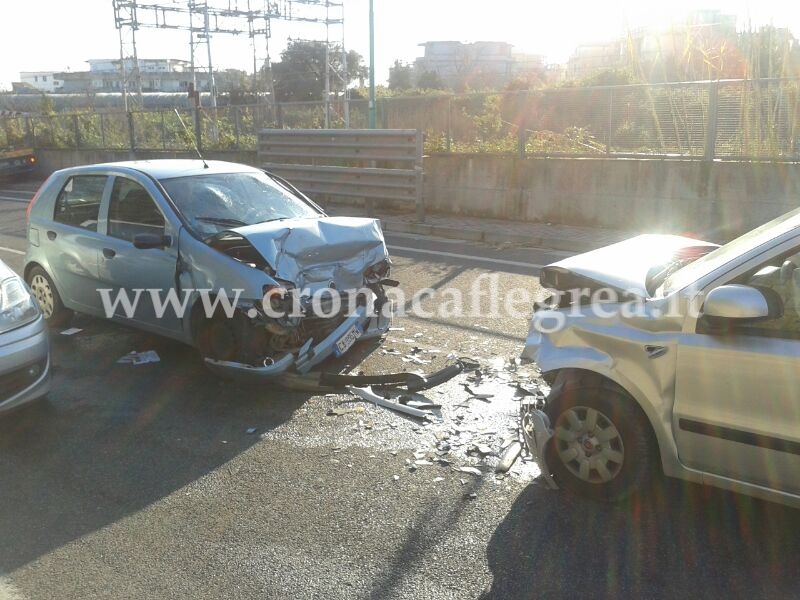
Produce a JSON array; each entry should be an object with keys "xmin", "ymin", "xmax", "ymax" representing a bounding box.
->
[
  {"xmin": 364, "ymin": 258, "xmax": 391, "ymax": 284},
  {"xmin": 0, "ymin": 275, "xmax": 41, "ymax": 334}
]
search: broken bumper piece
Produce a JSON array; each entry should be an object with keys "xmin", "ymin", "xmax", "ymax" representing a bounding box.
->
[
  {"xmin": 203, "ymin": 303, "xmax": 391, "ymax": 381},
  {"xmin": 520, "ymin": 399, "xmax": 559, "ymax": 489}
]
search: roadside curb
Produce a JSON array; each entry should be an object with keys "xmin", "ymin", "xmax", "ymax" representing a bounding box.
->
[{"xmin": 381, "ymin": 220, "xmax": 603, "ymax": 253}]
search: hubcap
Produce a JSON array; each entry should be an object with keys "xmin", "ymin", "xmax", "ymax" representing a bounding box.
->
[
  {"xmin": 29, "ymin": 274, "xmax": 55, "ymax": 318},
  {"xmin": 554, "ymin": 406, "xmax": 624, "ymax": 483}
]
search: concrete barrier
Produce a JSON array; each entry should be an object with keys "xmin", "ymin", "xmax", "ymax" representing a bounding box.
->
[
  {"xmin": 34, "ymin": 149, "xmax": 800, "ymax": 238},
  {"xmin": 423, "ymin": 155, "xmax": 800, "ymax": 238}
]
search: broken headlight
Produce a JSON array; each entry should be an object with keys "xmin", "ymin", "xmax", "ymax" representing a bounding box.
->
[{"xmin": 363, "ymin": 258, "xmax": 391, "ymax": 284}]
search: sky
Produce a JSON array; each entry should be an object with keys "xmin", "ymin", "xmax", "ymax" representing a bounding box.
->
[{"xmin": 1, "ymin": 1, "xmax": 799, "ymax": 91}]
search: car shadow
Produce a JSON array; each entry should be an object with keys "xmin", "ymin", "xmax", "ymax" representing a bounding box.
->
[
  {"xmin": 0, "ymin": 316, "xmax": 317, "ymax": 573},
  {"xmin": 482, "ymin": 476, "xmax": 800, "ymax": 599}
]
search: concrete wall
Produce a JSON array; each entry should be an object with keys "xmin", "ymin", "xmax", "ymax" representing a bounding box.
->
[
  {"xmin": 34, "ymin": 149, "xmax": 800, "ymax": 238},
  {"xmin": 423, "ymin": 155, "xmax": 800, "ymax": 238}
]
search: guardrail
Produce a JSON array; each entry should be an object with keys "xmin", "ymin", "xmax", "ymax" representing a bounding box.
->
[{"xmin": 258, "ymin": 128, "xmax": 425, "ymax": 221}]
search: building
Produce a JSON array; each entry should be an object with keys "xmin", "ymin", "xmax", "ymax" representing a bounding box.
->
[
  {"xmin": 16, "ymin": 58, "xmax": 210, "ymax": 95},
  {"xmin": 414, "ymin": 41, "xmax": 535, "ymax": 90},
  {"xmin": 18, "ymin": 72, "xmax": 64, "ymax": 93}
]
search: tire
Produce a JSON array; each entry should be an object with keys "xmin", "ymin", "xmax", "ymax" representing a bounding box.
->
[
  {"xmin": 195, "ymin": 313, "xmax": 243, "ymax": 363},
  {"xmin": 26, "ymin": 266, "xmax": 74, "ymax": 329},
  {"xmin": 544, "ymin": 372, "xmax": 656, "ymax": 502}
]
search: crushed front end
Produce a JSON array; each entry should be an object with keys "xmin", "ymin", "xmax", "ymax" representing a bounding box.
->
[{"xmin": 200, "ymin": 216, "xmax": 395, "ymax": 380}]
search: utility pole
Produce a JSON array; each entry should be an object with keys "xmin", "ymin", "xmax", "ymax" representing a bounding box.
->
[{"xmin": 368, "ymin": 0, "xmax": 376, "ymax": 128}]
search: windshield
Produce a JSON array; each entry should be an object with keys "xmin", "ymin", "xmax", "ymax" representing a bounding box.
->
[
  {"xmin": 159, "ymin": 171, "xmax": 321, "ymax": 238},
  {"xmin": 662, "ymin": 206, "xmax": 800, "ymax": 294}
]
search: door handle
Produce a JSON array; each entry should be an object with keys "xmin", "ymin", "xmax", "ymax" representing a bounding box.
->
[
  {"xmin": 102, "ymin": 248, "xmax": 116, "ymax": 259},
  {"xmin": 47, "ymin": 230, "xmax": 57, "ymax": 241}
]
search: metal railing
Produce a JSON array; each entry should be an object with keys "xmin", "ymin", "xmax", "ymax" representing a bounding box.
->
[{"xmin": 2, "ymin": 78, "xmax": 798, "ymax": 161}]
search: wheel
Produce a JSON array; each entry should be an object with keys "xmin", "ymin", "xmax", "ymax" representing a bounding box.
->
[
  {"xmin": 195, "ymin": 313, "xmax": 245, "ymax": 363},
  {"xmin": 26, "ymin": 266, "xmax": 73, "ymax": 328},
  {"xmin": 544, "ymin": 372, "xmax": 656, "ymax": 502}
]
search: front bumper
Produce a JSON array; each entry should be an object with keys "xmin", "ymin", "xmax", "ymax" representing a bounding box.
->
[
  {"xmin": 203, "ymin": 302, "xmax": 391, "ymax": 382},
  {"xmin": 519, "ymin": 398, "xmax": 558, "ymax": 489},
  {"xmin": 0, "ymin": 315, "xmax": 51, "ymax": 413}
]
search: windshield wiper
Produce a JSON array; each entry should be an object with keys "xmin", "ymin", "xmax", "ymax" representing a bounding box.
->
[{"xmin": 195, "ymin": 216, "xmax": 248, "ymax": 227}]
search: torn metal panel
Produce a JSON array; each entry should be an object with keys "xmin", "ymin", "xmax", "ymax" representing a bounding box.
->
[
  {"xmin": 204, "ymin": 352, "xmax": 295, "ymax": 380},
  {"xmin": 519, "ymin": 399, "xmax": 558, "ymax": 489},
  {"xmin": 317, "ymin": 359, "xmax": 465, "ymax": 392},
  {"xmin": 347, "ymin": 386, "xmax": 432, "ymax": 419}
]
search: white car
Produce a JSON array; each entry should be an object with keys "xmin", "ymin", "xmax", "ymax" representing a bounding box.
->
[
  {"xmin": 0, "ymin": 259, "xmax": 50, "ymax": 413},
  {"xmin": 520, "ymin": 208, "xmax": 800, "ymax": 508}
]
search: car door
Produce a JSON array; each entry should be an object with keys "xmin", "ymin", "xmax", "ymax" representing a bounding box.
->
[
  {"xmin": 97, "ymin": 175, "xmax": 184, "ymax": 335},
  {"xmin": 673, "ymin": 241, "xmax": 800, "ymax": 495},
  {"xmin": 45, "ymin": 174, "xmax": 110, "ymax": 315}
]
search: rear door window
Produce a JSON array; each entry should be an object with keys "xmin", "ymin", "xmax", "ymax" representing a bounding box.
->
[{"xmin": 54, "ymin": 175, "xmax": 106, "ymax": 231}]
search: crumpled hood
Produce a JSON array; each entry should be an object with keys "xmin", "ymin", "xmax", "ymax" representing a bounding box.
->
[
  {"xmin": 541, "ymin": 234, "xmax": 718, "ymax": 298},
  {"xmin": 233, "ymin": 216, "xmax": 388, "ymax": 290}
]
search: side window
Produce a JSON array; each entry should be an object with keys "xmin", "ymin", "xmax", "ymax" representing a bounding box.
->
[
  {"xmin": 54, "ymin": 175, "xmax": 106, "ymax": 231},
  {"xmin": 108, "ymin": 178, "xmax": 165, "ymax": 243},
  {"xmin": 728, "ymin": 250, "xmax": 800, "ymax": 340}
]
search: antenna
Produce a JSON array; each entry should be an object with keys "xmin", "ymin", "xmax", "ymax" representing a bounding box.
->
[{"xmin": 174, "ymin": 108, "xmax": 209, "ymax": 168}]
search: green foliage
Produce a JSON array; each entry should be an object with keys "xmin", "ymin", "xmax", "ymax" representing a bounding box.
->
[
  {"xmin": 416, "ymin": 70, "xmax": 445, "ymax": 90},
  {"xmin": 272, "ymin": 40, "xmax": 366, "ymax": 102},
  {"xmin": 388, "ymin": 60, "xmax": 413, "ymax": 91}
]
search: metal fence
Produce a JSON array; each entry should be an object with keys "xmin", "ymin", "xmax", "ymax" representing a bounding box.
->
[{"xmin": 2, "ymin": 78, "xmax": 798, "ymax": 160}]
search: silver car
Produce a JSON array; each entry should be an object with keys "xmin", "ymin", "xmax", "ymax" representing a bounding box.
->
[
  {"xmin": 0, "ymin": 259, "xmax": 50, "ymax": 413},
  {"xmin": 24, "ymin": 160, "xmax": 392, "ymax": 379},
  {"xmin": 520, "ymin": 207, "xmax": 800, "ymax": 508}
]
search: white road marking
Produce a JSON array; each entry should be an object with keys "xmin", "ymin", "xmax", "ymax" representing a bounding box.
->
[
  {"xmin": 387, "ymin": 244, "xmax": 543, "ymax": 269},
  {"xmin": 0, "ymin": 577, "xmax": 24, "ymax": 600},
  {"xmin": 0, "ymin": 196, "xmax": 29, "ymax": 203},
  {"xmin": 0, "ymin": 246, "xmax": 24, "ymax": 255}
]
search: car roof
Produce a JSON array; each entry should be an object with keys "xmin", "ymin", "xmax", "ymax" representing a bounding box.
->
[{"xmin": 56, "ymin": 159, "xmax": 262, "ymax": 180}]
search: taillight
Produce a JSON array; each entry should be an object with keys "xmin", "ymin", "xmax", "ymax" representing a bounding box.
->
[{"xmin": 26, "ymin": 186, "xmax": 42, "ymax": 221}]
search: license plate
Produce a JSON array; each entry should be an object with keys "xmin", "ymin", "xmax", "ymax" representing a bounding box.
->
[{"xmin": 334, "ymin": 323, "xmax": 362, "ymax": 356}]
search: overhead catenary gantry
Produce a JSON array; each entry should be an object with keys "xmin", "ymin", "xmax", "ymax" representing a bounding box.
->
[{"xmin": 111, "ymin": 0, "xmax": 346, "ymax": 116}]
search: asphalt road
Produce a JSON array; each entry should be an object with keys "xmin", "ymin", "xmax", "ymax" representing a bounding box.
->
[{"xmin": 0, "ymin": 179, "xmax": 799, "ymax": 600}]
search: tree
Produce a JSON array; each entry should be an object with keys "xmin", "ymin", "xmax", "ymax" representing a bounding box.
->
[
  {"xmin": 271, "ymin": 39, "xmax": 366, "ymax": 102},
  {"xmin": 416, "ymin": 70, "xmax": 445, "ymax": 90},
  {"xmin": 388, "ymin": 60, "xmax": 413, "ymax": 91}
]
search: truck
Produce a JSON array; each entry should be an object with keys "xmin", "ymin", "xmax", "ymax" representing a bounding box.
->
[{"xmin": 0, "ymin": 111, "xmax": 37, "ymax": 178}]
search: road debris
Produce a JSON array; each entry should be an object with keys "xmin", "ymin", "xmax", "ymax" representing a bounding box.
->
[
  {"xmin": 468, "ymin": 444, "xmax": 494, "ymax": 457},
  {"xmin": 454, "ymin": 466, "xmax": 483, "ymax": 477},
  {"xmin": 326, "ymin": 405, "xmax": 367, "ymax": 417},
  {"xmin": 347, "ymin": 386, "xmax": 432, "ymax": 419},
  {"xmin": 246, "ymin": 427, "xmax": 258, "ymax": 435},
  {"xmin": 495, "ymin": 441, "xmax": 522, "ymax": 473},
  {"xmin": 117, "ymin": 350, "xmax": 161, "ymax": 365},
  {"xmin": 60, "ymin": 327, "xmax": 83, "ymax": 336}
]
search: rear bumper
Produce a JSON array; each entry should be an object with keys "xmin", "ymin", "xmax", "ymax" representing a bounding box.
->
[
  {"xmin": 203, "ymin": 302, "xmax": 391, "ymax": 382},
  {"xmin": 0, "ymin": 316, "xmax": 51, "ymax": 413}
]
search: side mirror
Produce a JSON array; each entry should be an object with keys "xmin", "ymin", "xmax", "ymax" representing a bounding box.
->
[
  {"xmin": 133, "ymin": 233, "xmax": 172, "ymax": 250},
  {"xmin": 702, "ymin": 284, "xmax": 781, "ymax": 320}
]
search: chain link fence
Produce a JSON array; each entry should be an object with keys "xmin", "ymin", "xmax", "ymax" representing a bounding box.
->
[{"xmin": 3, "ymin": 78, "xmax": 798, "ymax": 160}]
